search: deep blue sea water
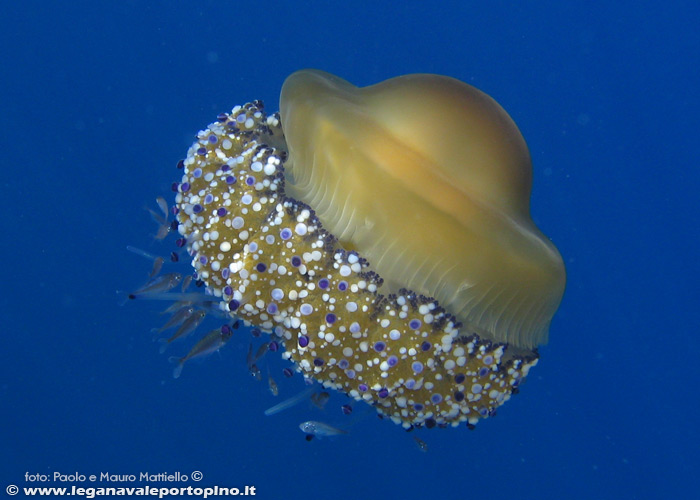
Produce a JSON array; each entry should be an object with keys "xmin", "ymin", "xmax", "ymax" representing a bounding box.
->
[{"xmin": 2, "ymin": 2, "xmax": 698, "ymax": 499}]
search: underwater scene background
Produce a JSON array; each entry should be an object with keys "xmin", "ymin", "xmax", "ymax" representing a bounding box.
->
[{"xmin": 1, "ymin": 2, "xmax": 698, "ymax": 499}]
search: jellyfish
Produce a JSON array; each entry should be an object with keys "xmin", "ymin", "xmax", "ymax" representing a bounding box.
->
[{"xmin": 173, "ymin": 70, "xmax": 565, "ymax": 429}]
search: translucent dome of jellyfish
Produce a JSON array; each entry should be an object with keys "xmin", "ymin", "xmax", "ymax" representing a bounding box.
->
[{"xmin": 173, "ymin": 69, "xmax": 565, "ymax": 429}]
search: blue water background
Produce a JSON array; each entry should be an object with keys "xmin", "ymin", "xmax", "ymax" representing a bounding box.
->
[{"xmin": 1, "ymin": 2, "xmax": 698, "ymax": 499}]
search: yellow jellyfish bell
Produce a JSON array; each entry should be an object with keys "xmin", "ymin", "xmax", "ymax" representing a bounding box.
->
[
  {"xmin": 174, "ymin": 70, "xmax": 565, "ymax": 429},
  {"xmin": 281, "ymin": 70, "xmax": 565, "ymax": 349}
]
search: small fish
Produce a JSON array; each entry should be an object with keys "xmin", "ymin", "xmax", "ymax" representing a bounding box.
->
[
  {"xmin": 413, "ymin": 436, "xmax": 428, "ymax": 453},
  {"xmin": 253, "ymin": 342, "xmax": 269, "ymax": 364},
  {"xmin": 199, "ymin": 300, "xmax": 231, "ymax": 319},
  {"xmin": 126, "ymin": 245, "xmax": 162, "ymax": 263},
  {"xmin": 181, "ymin": 275, "xmax": 193, "ymax": 292},
  {"xmin": 160, "ymin": 300, "xmax": 194, "ymax": 315},
  {"xmin": 264, "ymin": 387, "xmax": 315, "ymax": 416},
  {"xmin": 246, "ymin": 342, "xmax": 254, "ymax": 367},
  {"xmin": 154, "ymin": 223, "xmax": 170, "ymax": 240},
  {"xmin": 129, "ymin": 273, "xmax": 182, "ymax": 299},
  {"xmin": 299, "ymin": 421, "xmax": 348, "ymax": 438},
  {"xmin": 149, "ymin": 197, "xmax": 171, "ymax": 240},
  {"xmin": 149, "ymin": 257, "xmax": 165, "ymax": 279},
  {"xmin": 125, "ymin": 292, "xmax": 213, "ymax": 303},
  {"xmin": 310, "ymin": 391, "xmax": 330, "ymax": 410},
  {"xmin": 155, "ymin": 197, "xmax": 169, "ymax": 219},
  {"xmin": 249, "ymin": 363, "xmax": 262, "ymax": 381},
  {"xmin": 156, "ymin": 306, "xmax": 194, "ymax": 333},
  {"xmin": 267, "ymin": 369, "xmax": 279, "ymax": 396},
  {"xmin": 169, "ymin": 325, "xmax": 233, "ymax": 378},
  {"xmin": 146, "ymin": 207, "xmax": 166, "ymax": 226},
  {"xmin": 246, "ymin": 342, "xmax": 268, "ymax": 380},
  {"xmin": 161, "ymin": 310, "xmax": 206, "ymax": 351}
]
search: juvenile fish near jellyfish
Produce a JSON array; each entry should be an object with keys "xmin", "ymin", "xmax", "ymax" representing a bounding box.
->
[
  {"xmin": 169, "ymin": 325, "xmax": 233, "ymax": 379},
  {"xmin": 128, "ymin": 273, "xmax": 182, "ymax": 299},
  {"xmin": 172, "ymin": 70, "xmax": 565, "ymax": 429},
  {"xmin": 299, "ymin": 420, "xmax": 348, "ymax": 438}
]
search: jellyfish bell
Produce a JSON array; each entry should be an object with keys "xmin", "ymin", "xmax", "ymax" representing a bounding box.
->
[
  {"xmin": 169, "ymin": 69, "xmax": 566, "ymax": 429},
  {"xmin": 280, "ymin": 69, "xmax": 565, "ymax": 349}
]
